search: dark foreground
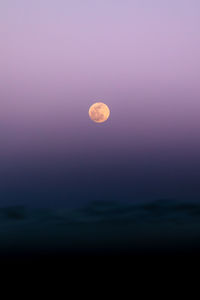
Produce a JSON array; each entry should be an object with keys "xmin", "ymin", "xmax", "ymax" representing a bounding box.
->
[{"xmin": 0, "ymin": 199, "xmax": 200, "ymax": 263}]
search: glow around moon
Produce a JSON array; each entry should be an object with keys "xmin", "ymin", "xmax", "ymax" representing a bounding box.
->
[{"xmin": 89, "ymin": 102, "xmax": 110, "ymax": 123}]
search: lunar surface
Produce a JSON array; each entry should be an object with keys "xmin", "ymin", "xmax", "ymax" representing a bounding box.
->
[{"xmin": 89, "ymin": 102, "xmax": 110, "ymax": 123}]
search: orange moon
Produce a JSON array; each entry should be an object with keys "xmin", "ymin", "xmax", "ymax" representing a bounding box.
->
[{"xmin": 89, "ymin": 102, "xmax": 110, "ymax": 123}]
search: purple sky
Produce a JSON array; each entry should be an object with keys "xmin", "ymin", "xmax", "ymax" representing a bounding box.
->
[{"xmin": 1, "ymin": 1, "xmax": 200, "ymax": 205}]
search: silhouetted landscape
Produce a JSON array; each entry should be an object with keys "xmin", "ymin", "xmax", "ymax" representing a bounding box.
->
[{"xmin": 1, "ymin": 199, "xmax": 200, "ymax": 262}]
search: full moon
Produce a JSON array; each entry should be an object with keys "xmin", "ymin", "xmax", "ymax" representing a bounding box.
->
[{"xmin": 89, "ymin": 102, "xmax": 110, "ymax": 123}]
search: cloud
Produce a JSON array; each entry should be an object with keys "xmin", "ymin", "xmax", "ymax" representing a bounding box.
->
[{"xmin": 1, "ymin": 199, "xmax": 200, "ymax": 256}]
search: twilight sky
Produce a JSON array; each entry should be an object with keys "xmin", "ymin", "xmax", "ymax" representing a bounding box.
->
[{"xmin": 1, "ymin": 0, "xmax": 200, "ymax": 207}]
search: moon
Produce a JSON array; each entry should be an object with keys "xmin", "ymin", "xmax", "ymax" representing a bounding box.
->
[{"xmin": 89, "ymin": 102, "xmax": 110, "ymax": 123}]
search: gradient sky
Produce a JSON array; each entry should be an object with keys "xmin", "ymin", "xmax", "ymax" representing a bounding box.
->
[{"xmin": 1, "ymin": 0, "xmax": 200, "ymax": 207}]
